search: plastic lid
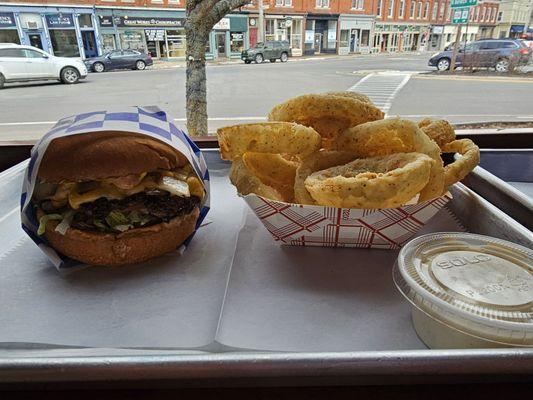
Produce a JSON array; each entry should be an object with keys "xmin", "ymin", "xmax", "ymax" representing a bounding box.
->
[{"xmin": 394, "ymin": 233, "xmax": 533, "ymax": 345}]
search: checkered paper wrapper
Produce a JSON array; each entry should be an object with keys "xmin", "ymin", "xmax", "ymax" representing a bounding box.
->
[
  {"xmin": 243, "ymin": 193, "xmax": 452, "ymax": 249},
  {"xmin": 20, "ymin": 107, "xmax": 210, "ymax": 270}
]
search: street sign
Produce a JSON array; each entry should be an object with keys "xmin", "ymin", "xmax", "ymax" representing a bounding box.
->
[
  {"xmin": 452, "ymin": 7, "xmax": 470, "ymax": 24},
  {"xmin": 451, "ymin": 0, "xmax": 477, "ymax": 8}
]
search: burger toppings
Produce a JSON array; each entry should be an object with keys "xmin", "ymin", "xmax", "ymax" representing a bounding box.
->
[{"xmin": 35, "ymin": 167, "xmax": 204, "ymax": 235}]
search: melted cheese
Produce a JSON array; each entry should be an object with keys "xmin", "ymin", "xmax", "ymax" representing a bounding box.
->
[{"xmin": 47, "ymin": 169, "xmax": 205, "ymax": 210}]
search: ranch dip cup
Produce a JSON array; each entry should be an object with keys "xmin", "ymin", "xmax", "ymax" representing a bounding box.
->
[{"xmin": 393, "ymin": 233, "xmax": 533, "ymax": 349}]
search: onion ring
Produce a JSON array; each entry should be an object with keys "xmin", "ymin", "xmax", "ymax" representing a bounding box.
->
[
  {"xmin": 217, "ymin": 122, "xmax": 322, "ymax": 161},
  {"xmin": 229, "ymin": 158, "xmax": 284, "ymax": 201},
  {"xmin": 242, "ymin": 152, "xmax": 299, "ymax": 202},
  {"xmin": 418, "ymin": 118, "xmax": 456, "ymax": 148},
  {"xmin": 294, "ymin": 151, "xmax": 360, "ymax": 204},
  {"xmin": 323, "ymin": 91, "xmax": 373, "ymax": 105},
  {"xmin": 304, "ymin": 152, "xmax": 433, "ymax": 209},
  {"xmin": 441, "ymin": 139, "xmax": 480, "ymax": 189},
  {"xmin": 267, "ymin": 94, "xmax": 384, "ymax": 146},
  {"xmin": 334, "ymin": 118, "xmax": 445, "ymax": 202}
]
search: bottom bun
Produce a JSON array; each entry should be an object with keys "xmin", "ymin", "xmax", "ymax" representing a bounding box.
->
[{"xmin": 43, "ymin": 207, "xmax": 200, "ymax": 266}]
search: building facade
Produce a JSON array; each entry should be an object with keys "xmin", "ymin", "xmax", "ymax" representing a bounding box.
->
[
  {"xmin": 0, "ymin": 0, "xmax": 249, "ymax": 59},
  {"xmin": 494, "ymin": 0, "xmax": 533, "ymax": 39},
  {"xmin": 0, "ymin": 0, "xmax": 507, "ymax": 59}
]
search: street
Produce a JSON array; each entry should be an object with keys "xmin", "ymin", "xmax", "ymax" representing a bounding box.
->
[{"xmin": 1, "ymin": 52, "xmax": 533, "ymax": 141}]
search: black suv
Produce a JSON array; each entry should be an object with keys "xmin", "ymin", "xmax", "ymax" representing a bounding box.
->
[
  {"xmin": 241, "ymin": 41, "xmax": 291, "ymax": 64},
  {"xmin": 429, "ymin": 39, "xmax": 531, "ymax": 72}
]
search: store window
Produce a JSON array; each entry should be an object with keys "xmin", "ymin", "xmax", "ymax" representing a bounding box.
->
[
  {"xmin": 78, "ymin": 14, "xmax": 93, "ymax": 29},
  {"xmin": 166, "ymin": 29, "xmax": 186, "ymax": 57},
  {"xmin": 120, "ymin": 31, "xmax": 145, "ymax": 52},
  {"xmin": 230, "ymin": 32, "xmax": 245, "ymax": 53},
  {"xmin": 361, "ymin": 30, "xmax": 369, "ymax": 46},
  {"xmin": 0, "ymin": 30, "xmax": 20, "ymax": 44},
  {"xmin": 101, "ymin": 34, "xmax": 116, "ymax": 52},
  {"xmin": 290, "ymin": 19, "xmax": 302, "ymax": 49},
  {"xmin": 49, "ymin": 30, "xmax": 80, "ymax": 57},
  {"xmin": 265, "ymin": 19, "xmax": 275, "ymax": 41},
  {"xmin": 340, "ymin": 30, "xmax": 349, "ymax": 48}
]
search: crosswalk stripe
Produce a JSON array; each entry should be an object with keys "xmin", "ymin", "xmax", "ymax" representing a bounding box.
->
[{"xmin": 347, "ymin": 72, "xmax": 411, "ymax": 116}]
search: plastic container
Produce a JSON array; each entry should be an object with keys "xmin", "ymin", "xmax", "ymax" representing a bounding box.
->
[{"xmin": 393, "ymin": 233, "xmax": 533, "ymax": 348}]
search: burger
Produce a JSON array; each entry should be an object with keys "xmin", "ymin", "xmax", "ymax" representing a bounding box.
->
[{"xmin": 32, "ymin": 131, "xmax": 205, "ymax": 266}]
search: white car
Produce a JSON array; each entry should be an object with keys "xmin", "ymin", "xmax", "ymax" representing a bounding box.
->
[{"xmin": 0, "ymin": 43, "xmax": 87, "ymax": 88}]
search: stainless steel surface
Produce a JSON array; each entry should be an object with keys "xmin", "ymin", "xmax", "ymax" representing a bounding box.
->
[{"xmin": 0, "ymin": 151, "xmax": 532, "ymax": 386}]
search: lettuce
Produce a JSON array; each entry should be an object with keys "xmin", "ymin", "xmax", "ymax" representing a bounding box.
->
[
  {"xmin": 105, "ymin": 210, "xmax": 129, "ymax": 228},
  {"xmin": 37, "ymin": 214, "xmax": 62, "ymax": 236}
]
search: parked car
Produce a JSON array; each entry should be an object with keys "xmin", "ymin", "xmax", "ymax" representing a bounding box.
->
[
  {"xmin": 241, "ymin": 41, "xmax": 291, "ymax": 64},
  {"xmin": 84, "ymin": 50, "xmax": 153, "ymax": 73},
  {"xmin": 0, "ymin": 43, "xmax": 87, "ymax": 88},
  {"xmin": 429, "ymin": 39, "xmax": 532, "ymax": 72}
]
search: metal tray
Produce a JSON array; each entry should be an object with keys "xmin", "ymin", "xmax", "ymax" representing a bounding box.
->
[{"xmin": 0, "ymin": 150, "xmax": 532, "ymax": 388}]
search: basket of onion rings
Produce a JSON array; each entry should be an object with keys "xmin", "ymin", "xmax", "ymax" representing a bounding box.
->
[{"xmin": 217, "ymin": 92, "xmax": 480, "ymax": 249}]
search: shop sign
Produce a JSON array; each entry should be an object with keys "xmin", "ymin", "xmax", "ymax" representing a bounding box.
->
[
  {"xmin": 145, "ymin": 29, "xmax": 165, "ymax": 41},
  {"xmin": 213, "ymin": 17, "xmax": 230, "ymax": 30},
  {"xmin": 99, "ymin": 16, "xmax": 114, "ymax": 27},
  {"xmin": 305, "ymin": 30, "xmax": 314, "ymax": 43},
  {"xmin": 432, "ymin": 26, "xmax": 444, "ymax": 34},
  {"xmin": 451, "ymin": 0, "xmax": 476, "ymax": 8},
  {"xmin": 452, "ymin": 7, "xmax": 470, "ymax": 24},
  {"xmin": 0, "ymin": 12, "xmax": 16, "ymax": 27},
  {"xmin": 117, "ymin": 16, "xmax": 184, "ymax": 27},
  {"xmin": 46, "ymin": 14, "xmax": 74, "ymax": 28},
  {"xmin": 231, "ymin": 32, "xmax": 244, "ymax": 41}
]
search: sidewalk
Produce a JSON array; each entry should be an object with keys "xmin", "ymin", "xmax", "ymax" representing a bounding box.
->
[{"xmin": 151, "ymin": 51, "xmax": 430, "ymax": 69}]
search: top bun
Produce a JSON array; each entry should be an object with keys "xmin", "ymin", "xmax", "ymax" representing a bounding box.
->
[{"xmin": 38, "ymin": 131, "xmax": 189, "ymax": 183}]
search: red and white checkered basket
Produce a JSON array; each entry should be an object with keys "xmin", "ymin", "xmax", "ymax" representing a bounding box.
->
[{"xmin": 243, "ymin": 193, "xmax": 452, "ymax": 249}]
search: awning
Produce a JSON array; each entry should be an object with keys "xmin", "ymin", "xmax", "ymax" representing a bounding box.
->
[{"xmin": 510, "ymin": 24, "xmax": 533, "ymax": 33}]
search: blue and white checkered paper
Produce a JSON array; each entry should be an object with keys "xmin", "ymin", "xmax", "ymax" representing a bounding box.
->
[{"xmin": 20, "ymin": 107, "xmax": 210, "ymax": 270}]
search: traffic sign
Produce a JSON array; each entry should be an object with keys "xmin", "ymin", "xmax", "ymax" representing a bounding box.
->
[
  {"xmin": 452, "ymin": 7, "xmax": 470, "ymax": 24},
  {"xmin": 451, "ymin": 0, "xmax": 477, "ymax": 8}
]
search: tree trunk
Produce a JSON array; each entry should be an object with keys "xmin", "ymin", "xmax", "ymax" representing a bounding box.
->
[{"xmin": 185, "ymin": 24, "xmax": 210, "ymax": 136}]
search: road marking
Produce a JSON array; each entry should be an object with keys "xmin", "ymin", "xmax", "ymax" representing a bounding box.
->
[
  {"xmin": 347, "ymin": 72, "xmax": 411, "ymax": 115},
  {"xmin": 414, "ymin": 75, "xmax": 533, "ymax": 83}
]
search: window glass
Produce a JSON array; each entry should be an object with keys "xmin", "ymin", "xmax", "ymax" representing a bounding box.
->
[
  {"xmin": 49, "ymin": 30, "xmax": 80, "ymax": 57},
  {"xmin": 78, "ymin": 14, "xmax": 93, "ymax": 28},
  {"xmin": 0, "ymin": 48, "xmax": 25, "ymax": 57},
  {"xmin": 0, "ymin": 30, "xmax": 20, "ymax": 44},
  {"xmin": 230, "ymin": 32, "xmax": 245, "ymax": 53},
  {"xmin": 24, "ymin": 49, "xmax": 45, "ymax": 58}
]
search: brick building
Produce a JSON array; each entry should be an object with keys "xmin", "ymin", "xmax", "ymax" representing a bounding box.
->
[{"xmin": 0, "ymin": 0, "xmax": 500, "ymax": 58}]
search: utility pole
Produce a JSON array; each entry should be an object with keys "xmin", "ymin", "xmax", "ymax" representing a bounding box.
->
[
  {"xmin": 258, "ymin": 0, "xmax": 265, "ymax": 43},
  {"xmin": 450, "ymin": 24, "xmax": 462, "ymax": 72}
]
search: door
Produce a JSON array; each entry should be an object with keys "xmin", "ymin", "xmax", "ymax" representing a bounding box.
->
[
  {"xmin": 0, "ymin": 48, "xmax": 29, "ymax": 79},
  {"xmin": 23, "ymin": 48, "xmax": 56, "ymax": 78},
  {"xmin": 81, "ymin": 31, "xmax": 98, "ymax": 58},
  {"xmin": 28, "ymin": 33, "xmax": 43, "ymax": 50},
  {"xmin": 478, "ymin": 41, "xmax": 502, "ymax": 67},
  {"xmin": 350, "ymin": 30, "xmax": 359, "ymax": 52},
  {"xmin": 314, "ymin": 33, "xmax": 322, "ymax": 54},
  {"xmin": 216, "ymin": 33, "xmax": 226, "ymax": 57},
  {"xmin": 107, "ymin": 50, "xmax": 127, "ymax": 69}
]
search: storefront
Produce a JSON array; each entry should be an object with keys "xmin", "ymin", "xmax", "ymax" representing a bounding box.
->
[
  {"xmin": 510, "ymin": 24, "xmax": 533, "ymax": 39},
  {"xmin": 304, "ymin": 14, "xmax": 339, "ymax": 55},
  {"xmin": 0, "ymin": 5, "xmax": 101, "ymax": 58},
  {"xmin": 264, "ymin": 14, "xmax": 304, "ymax": 57},
  {"xmin": 338, "ymin": 14, "xmax": 373, "ymax": 55},
  {"xmin": 206, "ymin": 15, "xmax": 249, "ymax": 60},
  {"xmin": 427, "ymin": 25, "xmax": 444, "ymax": 51},
  {"xmin": 0, "ymin": 12, "xmax": 20, "ymax": 44},
  {"xmin": 96, "ymin": 9, "xmax": 186, "ymax": 58},
  {"xmin": 373, "ymin": 24, "xmax": 429, "ymax": 53}
]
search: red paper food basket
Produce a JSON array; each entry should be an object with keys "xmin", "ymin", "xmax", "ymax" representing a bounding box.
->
[{"xmin": 243, "ymin": 193, "xmax": 452, "ymax": 249}]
